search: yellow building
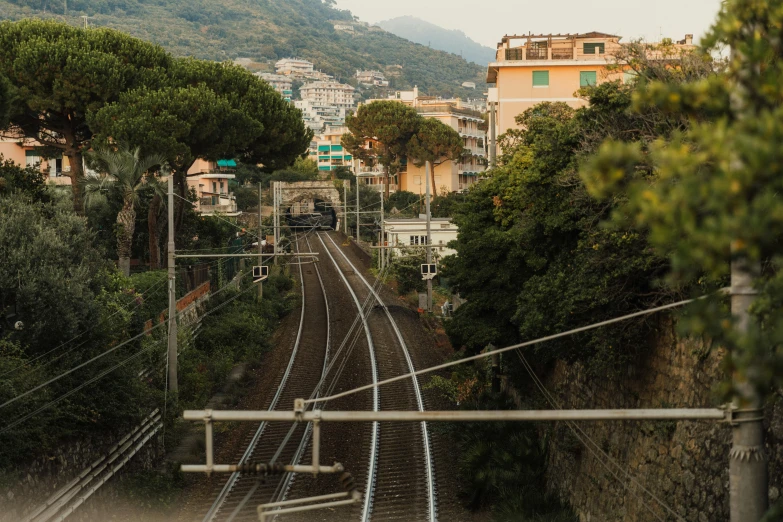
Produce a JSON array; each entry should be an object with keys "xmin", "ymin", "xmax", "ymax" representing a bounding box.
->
[
  {"xmin": 487, "ymin": 32, "xmax": 695, "ymax": 138},
  {"xmin": 358, "ymin": 88, "xmax": 487, "ymax": 195},
  {"xmin": 0, "ymin": 136, "xmax": 73, "ymax": 186}
]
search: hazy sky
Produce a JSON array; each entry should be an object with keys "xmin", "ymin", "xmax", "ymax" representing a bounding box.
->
[{"xmin": 334, "ymin": 0, "xmax": 723, "ymax": 49}]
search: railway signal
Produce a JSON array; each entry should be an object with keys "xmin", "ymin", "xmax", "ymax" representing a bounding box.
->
[
  {"xmin": 421, "ymin": 263, "xmax": 437, "ymax": 280},
  {"xmin": 253, "ymin": 265, "xmax": 269, "ymax": 283}
]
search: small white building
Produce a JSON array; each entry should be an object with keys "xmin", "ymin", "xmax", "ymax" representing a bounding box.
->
[
  {"xmin": 356, "ymin": 70, "xmax": 390, "ymax": 87},
  {"xmin": 300, "ymin": 81, "xmax": 356, "ymax": 109},
  {"xmin": 384, "ymin": 216, "xmax": 458, "ymax": 260},
  {"xmin": 275, "ymin": 58, "xmax": 315, "ymax": 76}
]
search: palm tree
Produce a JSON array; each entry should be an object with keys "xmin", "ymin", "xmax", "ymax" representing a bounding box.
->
[{"xmin": 82, "ymin": 147, "xmax": 168, "ymax": 276}]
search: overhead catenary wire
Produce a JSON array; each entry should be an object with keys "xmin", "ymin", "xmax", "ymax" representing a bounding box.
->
[
  {"xmin": 0, "ymin": 274, "xmax": 260, "ymax": 434},
  {"xmin": 303, "ymin": 295, "xmax": 714, "ymax": 406},
  {"xmin": 0, "ymin": 259, "xmax": 224, "ymax": 381},
  {"xmin": 1, "ymin": 263, "xmax": 255, "ymax": 410},
  {"xmin": 515, "ymin": 351, "xmax": 683, "ymax": 522}
]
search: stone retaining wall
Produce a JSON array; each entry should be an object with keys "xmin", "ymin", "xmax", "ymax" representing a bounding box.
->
[{"xmin": 542, "ymin": 317, "xmax": 782, "ymax": 521}]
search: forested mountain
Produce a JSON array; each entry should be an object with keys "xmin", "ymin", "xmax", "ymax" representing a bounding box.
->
[
  {"xmin": 377, "ymin": 16, "xmax": 496, "ymax": 66},
  {"xmin": 0, "ymin": 0, "xmax": 487, "ymax": 97}
]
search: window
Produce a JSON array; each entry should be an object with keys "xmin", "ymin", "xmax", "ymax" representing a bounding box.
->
[
  {"xmin": 623, "ymin": 70, "xmax": 638, "ymax": 84},
  {"xmin": 583, "ymin": 42, "xmax": 605, "ymax": 55},
  {"xmin": 212, "ymin": 182, "xmax": 217, "ymax": 193},
  {"xmin": 25, "ymin": 150, "xmax": 41, "ymax": 168},
  {"xmin": 410, "ymin": 235, "xmax": 417, "ymax": 245},
  {"xmin": 532, "ymin": 70, "xmax": 549, "ymax": 87},
  {"xmin": 414, "ymin": 175, "xmax": 422, "ymax": 185},
  {"xmin": 580, "ymin": 71, "xmax": 597, "ymax": 87}
]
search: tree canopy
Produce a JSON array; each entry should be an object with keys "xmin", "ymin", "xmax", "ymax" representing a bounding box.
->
[
  {"xmin": 0, "ymin": 75, "xmax": 11, "ymax": 129},
  {"xmin": 407, "ymin": 117, "xmax": 464, "ymax": 196},
  {"xmin": 0, "ymin": 19, "xmax": 172, "ymax": 212},
  {"xmin": 582, "ymin": 0, "xmax": 783, "ymax": 398},
  {"xmin": 444, "ymin": 47, "xmax": 719, "ymax": 373}
]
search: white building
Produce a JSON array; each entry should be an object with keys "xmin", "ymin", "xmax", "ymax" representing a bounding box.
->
[
  {"xmin": 275, "ymin": 58, "xmax": 315, "ymax": 76},
  {"xmin": 295, "ymin": 99, "xmax": 350, "ymax": 133},
  {"xmin": 384, "ymin": 216, "xmax": 459, "ymax": 259},
  {"xmin": 356, "ymin": 70, "xmax": 390, "ymax": 87},
  {"xmin": 300, "ymin": 81, "xmax": 356, "ymax": 109},
  {"xmin": 255, "ymin": 73, "xmax": 294, "ymax": 101},
  {"xmin": 334, "ymin": 24, "xmax": 355, "ymax": 32}
]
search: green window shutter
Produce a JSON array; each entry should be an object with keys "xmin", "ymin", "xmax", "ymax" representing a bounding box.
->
[
  {"xmin": 580, "ymin": 71, "xmax": 597, "ymax": 87},
  {"xmin": 583, "ymin": 43, "xmax": 605, "ymax": 55},
  {"xmin": 532, "ymin": 70, "xmax": 549, "ymax": 87},
  {"xmin": 623, "ymin": 70, "xmax": 637, "ymax": 84}
]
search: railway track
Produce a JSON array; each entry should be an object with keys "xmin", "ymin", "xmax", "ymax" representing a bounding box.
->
[
  {"xmin": 316, "ymin": 232, "xmax": 437, "ymax": 522},
  {"xmin": 198, "ymin": 233, "xmax": 331, "ymax": 522}
]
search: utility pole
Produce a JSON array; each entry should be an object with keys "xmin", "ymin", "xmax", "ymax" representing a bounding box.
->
[
  {"xmin": 258, "ymin": 182, "xmax": 264, "ymax": 299},
  {"xmin": 273, "ymin": 183, "xmax": 279, "ymax": 266},
  {"xmin": 378, "ymin": 183, "xmax": 386, "ymax": 270},
  {"xmin": 356, "ymin": 176, "xmax": 360, "ymax": 241},
  {"xmin": 425, "ymin": 161, "xmax": 432, "ymax": 312},
  {"xmin": 167, "ymin": 175, "xmax": 178, "ymax": 394},
  {"xmin": 728, "ymin": 36, "xmax": 767, "ymax": 522},
  {"xmin": 344, "ymin": 179, "xmax": 348, "ymax": 235}
]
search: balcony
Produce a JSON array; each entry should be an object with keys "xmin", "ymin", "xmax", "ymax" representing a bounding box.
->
[{"xmin": 199, "ymin": 203, "xmax": 239, "ymax": 215}]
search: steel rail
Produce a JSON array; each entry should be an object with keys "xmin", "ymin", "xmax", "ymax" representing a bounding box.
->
[
  {"xmin": 316, "ymin": 232, "xmax": 380, "ymax": 522},
  {"xmin": 202, "ymin": 241, "xmax": 310, "ymax": 522},
  {"xmin": 322, "ymin": 232, "xmax": 437, "ymax": 522},
  {"xmin": 270, "ymin": 233, "xmax": 333, "ymax": 508}
]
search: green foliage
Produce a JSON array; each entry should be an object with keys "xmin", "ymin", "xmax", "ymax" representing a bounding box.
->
[
  {"xmin": 179, "ymin": 273, "xmax": 293, "ymax": 409},
  {"xmin": 580, "ymin": 0, "xmax": 783, "ymax": 398},
  {"xmin": 0, "ymin": 19, "xmax": 172, "ymax": 209},
  {"xmin": 345, "ymin": 183, "xmax": 381, "ymax": 242},
  {"xmin": 291, "ymin": 157, "xmax": 319, "ymax": 176},
  {"xmin": 233, "ymin": 184, "xmax": 258, "ymax": 212},
  {"xmin": 0, "ymin": 154, "xmax": 51, "ymax": 203},
  {"xmin": 0, "ymin": 196, "xmax": 162, "ymax": 466},
  {"xmin": 343, "ymin": 101, "xmax": 421, "ymax": 181},
  {"xmin": 82, "ymin": 147, "xmax": 167, "ymax": 274},
  {"xmin": 438, "ymin": 387, "xmax": 575, "ymax": 521},
  {"xmin": 0, "ymin": 74, "xmax": 11, "ymax": 129},
  {"xmin": 445, "ymin": 50, "xmax": 717, "ymax": 370},
  {"xmin": 386, "ymin": 190, "xmax": 421, "ymax": 217},
  {"xmin": 430, "ymin": 191, "xmax": 467, "ymax": 218},
  {"xmin": 390, "ymin": 250, "xmax": 427, "ymax": 295},
  {"xmin": 0, "ymin": 0, "xmax": 485, "ymax": 98},
  {"xmin": 407, "ymin": 117, "xmax": 465, "ymax": 196}
]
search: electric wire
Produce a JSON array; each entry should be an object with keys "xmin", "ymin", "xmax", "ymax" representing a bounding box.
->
[
  {"xmin": 2, "ymin": 262, "xmax": 253, "ymax": 410},
  {"xmin": 515, "ymin": 351, "xmax": 684, "ymax": 522},
  {"xmin": 303, "ymin": 295, "xmax": 714, "ymax": 405},
  {"xmin": 0, "ymin": 277, "xmax": 259, "ymax": 434}
]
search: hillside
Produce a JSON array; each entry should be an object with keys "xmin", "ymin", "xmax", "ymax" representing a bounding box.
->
[
  {"xmin": 0, "ymin": 0, "xmax": 487, "ymax": 98},
  {"xmin": 377, "ymin": 16, "xmax": 496, "ymax": 66}
]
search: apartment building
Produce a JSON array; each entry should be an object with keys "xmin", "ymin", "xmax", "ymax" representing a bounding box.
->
[
  {"xmin": 0, "ymin": 136, "xmax": 73, "ymax": 186},
  {"xmin": 186, "ymin": 159, "xmax": 239, "ymax": 216},
  {"xmin": 275, "ymin": 58, "xmax": 315, "ymax": 77},
  {"xmin": 299, "ymin": 81, "xmax": 356, "ymax": 109},
  {"xmin": 358, "ymin": 87, "xmax": 487, "ymax": 195},
  {"xmin": 356, "ymin": 70, "xmax": 390, "ymax": 87},
  {"xmin": 295, "ymin": 99, "xmax": 350, "ymax": 133},
  {"xmin": 256, "ymin": 73, "xmax": 294, "ymax": 102},
  {"xmin": 307, "ymin": 126, "xmax": 354, "ymax": 174},
  {"xmin": 487, "ymin": 32, "xmax": 695, "ymax": 136}
]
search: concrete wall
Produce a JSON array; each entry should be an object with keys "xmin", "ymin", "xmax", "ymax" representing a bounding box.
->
[
  {"xmin": 542, "ymin": 318, "xmax": 783, "ymax": 521},
  {"xmin": 496, "ymin": 65, "xmax": 623, "ymax": 134}
]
